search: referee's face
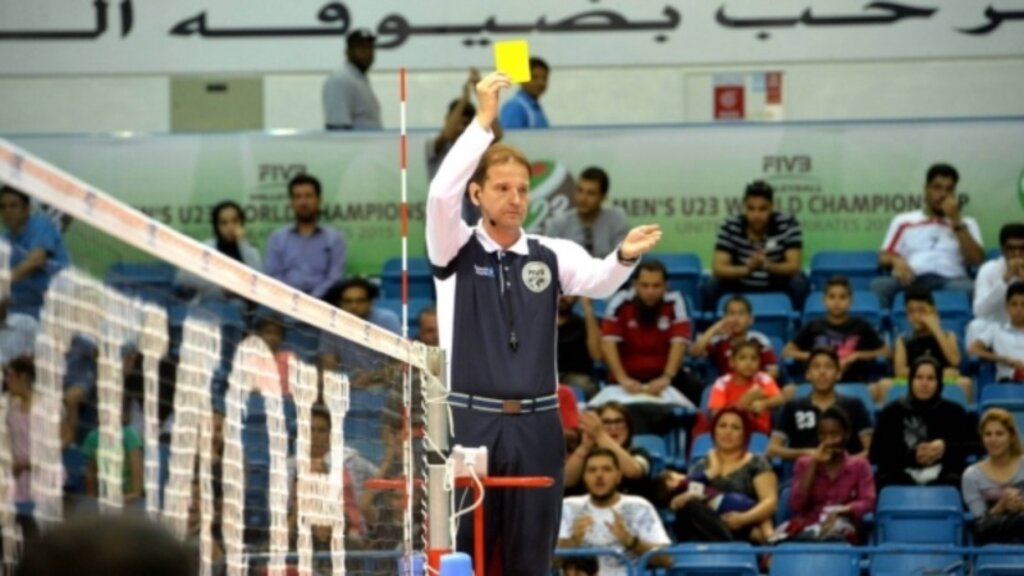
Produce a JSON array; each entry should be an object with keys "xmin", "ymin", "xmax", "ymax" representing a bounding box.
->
[{"xmin": 479, "ymin": 162, "xmax": 530, "ymax": 231}]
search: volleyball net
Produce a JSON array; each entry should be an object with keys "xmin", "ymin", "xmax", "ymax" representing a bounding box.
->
[{"xmin": 0, "ymin": 137, "xmax": 445, "ymax": 575}]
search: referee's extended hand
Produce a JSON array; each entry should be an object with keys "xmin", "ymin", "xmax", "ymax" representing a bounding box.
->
[{"xmin": 619, "ymin": 224, "xmax": 663, "ymax": 261}]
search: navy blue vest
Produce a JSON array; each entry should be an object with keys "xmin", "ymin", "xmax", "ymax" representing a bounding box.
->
[{"xmin": 434, "ymin": 236, "xmax": 561, "ymax": 399}]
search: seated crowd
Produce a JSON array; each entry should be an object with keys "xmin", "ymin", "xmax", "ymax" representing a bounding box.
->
[{"xmin": 1, "ymin": 154, "xmax": 1023, "ymax": 574}]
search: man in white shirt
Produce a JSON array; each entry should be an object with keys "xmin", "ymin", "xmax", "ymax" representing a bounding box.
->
[
  {"xmin": 559, "ymin": 447, "xmax": 671, "ymax": 576},
  {"xmin": 870, "ymin": 163, "xmax": 984, "ymax": 308},
  {"xmin": 968, "ymin": 223, "xmax": 1024, "ymax": 344}
]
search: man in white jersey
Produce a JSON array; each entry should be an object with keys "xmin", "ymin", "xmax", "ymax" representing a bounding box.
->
[
  {"xmin": 558, "ymin": 447, "xmax": 671, "ymax": 575},
  {"xmin": 870, "ymin": 163, "xmax": 984, "ymax": 309}
]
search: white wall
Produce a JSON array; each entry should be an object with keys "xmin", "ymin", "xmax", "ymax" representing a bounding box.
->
[{"xmin": 2, "ymin": 57, "xmax": 1023, "ymax": 135}]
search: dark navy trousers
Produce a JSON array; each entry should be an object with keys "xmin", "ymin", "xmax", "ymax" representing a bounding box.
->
[{"xmin": 453, "ymin": 407, "xmax": 565, "ymax": 576}]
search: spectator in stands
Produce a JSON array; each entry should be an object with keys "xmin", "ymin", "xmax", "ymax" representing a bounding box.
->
[
  {"xmin": 970, "ymin": 282, "xmax": 1024, "ymax": 382},
  {"xmin": 83, "ymin": 395, "xmax": 144, "ymax": 505},
  {"xmin": 0, "ymin": 297, "xmax": 37, "ymax": 367},
  {"xmin": 253, "ymin": 311, "xmax": 294, "ymax": 395},
  {"xmin": 16, "ymin": 515, "xmax": 194, "ymax": 576},
  {"xmin": 962, "ymin": 408, "xmax": 1024, "ymax": 544},
  {"xmin": 288, "ymin": 403, "xmax": 364, "ymax": 557},
  {"xmin": 782, "ymin": 406, "xmax": 876, "ymax": 543},
  {"xmin": 768, "ymin": 347, "xmax": 873, "ymax": 462},
  {"xmin": 416, "ymin": 306, "xmax": 439, "ymax": 346},
  {"xmin": 319, "ymin": 277, "xmax": 400, "ymax": 386},
  {"xmin": 598, "ymin": 260, "xmax": 697, "ymax": 406},
  {"xmin": 870, "ymin": 357, "xmax": 973, "ymax": 490},
  {"xmin": 667, "ymin": 407, "xmax": 778, "ymax": 543},
  {"xmin": 499, "ymin": 57, "xmax": 550, "ymax": 129},
  {"xmin": 426, "ymin": 69, "xmax": 504, "ymax": 225},
  {"xmin": 558, "ymin": 447, "xmax": 671, "ymax": 575},
  {"xmin": 870, "ymin": 163, "xmax": 983, "ymax": 309},
  {"xmin": 5, "ymin": 356, "xmax": 68, "ymax": 541},
  {"xmin": 783, "ymin": 275, "xmax": 889, "ymax": 386},
  {"xmin": 969, "ymin": 222, "xmax": 1024, "ymax": 344},
  {"xmin": 690, "ymin": 294, "xmax": 780, "ymax": 381},
  {"xmin": 557, "ymin": 295, "xmax": 602, "ymax": 399},
  {"xmin": 703, "ymin": 180, "xmax": 808, "ymax": 310},
  {"xmin": 265, "ymin": 174, "xmax": 346, "ymax": 298},
  {"xmin": 175, "ymin": 201, "xmax": 262, "ymax": 302},
  {"xmin": 544, "ymin": 167, "xmax": 630, "ymax": 258},
  {"xmin": 0, "ymin": 185, "xmax": 70, "ymax": 317},
  {"xmin": 707, "ymin": 340, "xmax": 784, "ymax": 435},
  {"xmin": 322, "ymin": 28, "xmax": 381, "ymax": 130},
  {"xmin": 875, "ymin": 286, "xmax": 970, "ymax": 403},
  {"xmin": 565, "ymin": 402, "xmax": 653, "ymax": 500}
]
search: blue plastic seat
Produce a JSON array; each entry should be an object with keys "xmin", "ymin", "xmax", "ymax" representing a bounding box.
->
[
  {"xmin": 975, "ymin": 544, "xmax": 1024, "ymax": 576},
  {"xmin": 655, "ymin": 543, "xmax": 759, "ymax": 576},
  {"xmin": 876, "ymin": 486, "xmax": 964, "ymax": 544},
  {"xmin": 632, "ymin": 434, "xmax": 667, "ymax": 475},
  {"xmin": 980, "ymin": 384, "xmax": 1024, "ymax": 409},
  {"xmin": 870, "ymin": 545, "xmax": 964, "ymax": 576},
  {"xmin": 770, "ymin": 543, "xmax": 859, "ymax": 576},
  {"xmin": 105, "ymin": 261, "xmax": 177, "ymax": 287},
  {"xmin": 810, "ymin": 251, "xmax": 880, "ymax": 291},
  {"xmin": 689, "ymin": 433, "xmax": 713, "ymax": 463},
  {"xmin": 660, "ymin": 252, "xmax": 703, "ymax": 305},
  {"xmin": 381, "ymin": 257, "xmax": 435, "ymax": 300}
]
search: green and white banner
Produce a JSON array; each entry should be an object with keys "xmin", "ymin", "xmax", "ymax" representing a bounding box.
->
[{"xmin": 10, "ymin": 118, "xmax": 1023, "ymax": 277}]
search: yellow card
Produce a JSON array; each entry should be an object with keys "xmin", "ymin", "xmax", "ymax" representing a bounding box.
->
[{"xmin": 494, "ymin": 40, "xmax": 531, "ymax": 83}]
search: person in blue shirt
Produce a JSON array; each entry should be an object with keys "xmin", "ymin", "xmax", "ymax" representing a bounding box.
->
[
  {"xmin": 0, "ymin": 185, "xmax": 69, "ymax": 317},
  {"xmin": 264, "ymin": 174, "xmax": 346, "ymax": 298},
  {"xmin": 499, "ymin": 57, "xmax": 550, "ymax": 129}
]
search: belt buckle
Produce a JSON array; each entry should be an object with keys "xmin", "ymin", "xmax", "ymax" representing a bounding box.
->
[{"xmin": 501, "ymin": 399, "xmax": 522, "ymax": 414}]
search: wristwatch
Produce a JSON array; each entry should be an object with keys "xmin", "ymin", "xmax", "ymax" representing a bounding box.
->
[{"xmin": 617, "ymin": 247, "xmax": 639, "ymax": 266}]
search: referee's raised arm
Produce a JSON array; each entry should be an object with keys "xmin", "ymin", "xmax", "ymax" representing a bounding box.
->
[{"xmin": 425, "ymin": 72, "xmax": 511, "ymax": 268}]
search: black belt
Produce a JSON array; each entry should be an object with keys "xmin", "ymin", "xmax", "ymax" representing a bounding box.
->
[{"xmin": 449, "ymin": 392, "xmax": 558, "ymax": 414}]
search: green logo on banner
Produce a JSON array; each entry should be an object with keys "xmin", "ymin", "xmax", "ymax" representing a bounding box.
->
[{"xmin": 1019, "ymin": 169, "xmax": 1024, "ymax": 210}]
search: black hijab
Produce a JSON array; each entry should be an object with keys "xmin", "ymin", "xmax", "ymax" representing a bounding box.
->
[
  {"xmin": 211, "ymin": 201, "xmax": 245, "ymax": 263},
  {"xmin": 903, "ymin": 356, "xmax": 945, "ymax": 410}
]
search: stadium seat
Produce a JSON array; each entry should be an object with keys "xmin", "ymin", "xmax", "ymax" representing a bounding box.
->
[
  {"xmin": 876, "ymin": 486, "xmax": 964, "ymax": 545},
  {"xmin": 690, "ymin": 433, "xmax": 713, "ymax": 463},
  {"xmin": 660, "ymin": 252, "xmax": 703, "ymax": 306},
  {"xmin": 769, "ymin": 543, "xmax": 859, "ymax": 576},
  {"xmin": 105, "ymin": 261, "xmax": 177, "ymax": 288},
  {"xmin": 655, "ymin": 543, "xmax": 759, "ymax": 576},
  {"xmin": 632, "ymin": 434, "xmax": 667, "ymax": 475},
  {"xmin": 809, "ymin": 251, "xmax": 880, "ymax": 291},
  {"xmin": 980, "ymin": 384, "xmax": 1024, "ymax": 409},
  {"xmin": 869, "ymin": 545, "xmax": 964, "ymax": 576},
  {"xmin": 975, "ymin": 544, "xmax": 1024, "ymax": 576},
  {"xmin": 381, "ymin": 257, "xmax": 435, "ymax": 300},
  {"xmin": 717, "ymin": 293, "xmax": 797, "ymax": 341},
  {"xmin": 802, "ymin": 290, "xmax": 884, "ymax": 330}
]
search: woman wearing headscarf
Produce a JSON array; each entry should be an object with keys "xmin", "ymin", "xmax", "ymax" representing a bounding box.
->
[
  {"xmin": 175, "ymin": 201, "xmax": 262, "ymax": 301},
  {"xmin": 870, "ymin": 356, "xmax": 975, "ymax": 490}
]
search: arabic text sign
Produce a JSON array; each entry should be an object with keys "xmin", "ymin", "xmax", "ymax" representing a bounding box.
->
[
  {"xmin": 1, "ymin": 1, "xmax": 1022, "ymax": 75},
  {"xmin": 9, "ymin": 118, "xmax": 1023, "ymax": 277}
]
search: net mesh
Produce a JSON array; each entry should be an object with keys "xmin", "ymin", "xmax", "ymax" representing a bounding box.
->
[{"xmin": 0, "ymin": 139, "xmax": 437, "ymax": 575}]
